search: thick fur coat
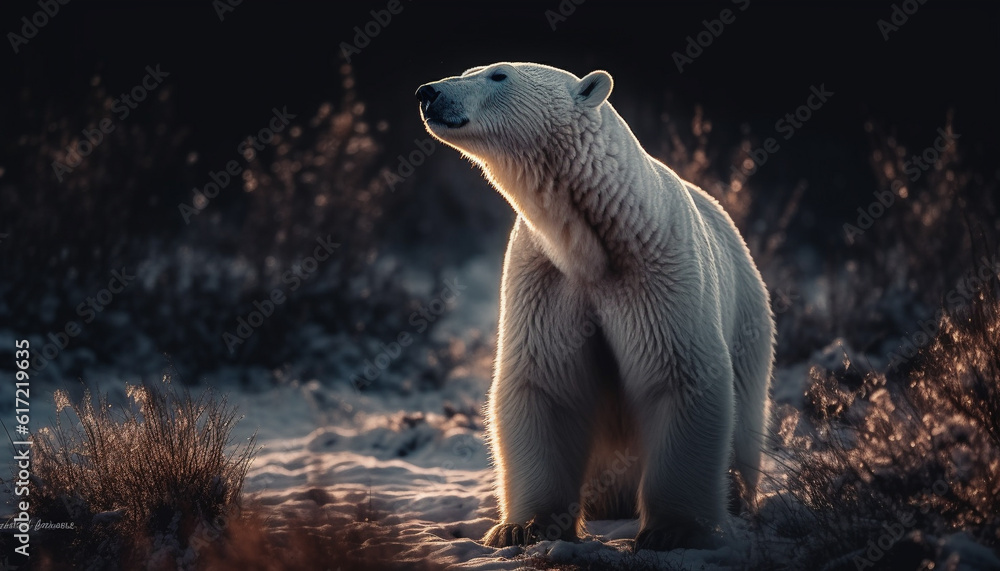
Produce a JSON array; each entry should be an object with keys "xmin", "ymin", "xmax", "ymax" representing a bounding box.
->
[{"xmin": 417, "ymin": 62, "xmax": 774, "ymax": 551}]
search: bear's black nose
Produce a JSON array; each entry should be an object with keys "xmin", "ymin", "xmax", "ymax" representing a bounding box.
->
[{"xmin": 415, "ymin": 84, "xmax": 440, "ymax": 109}]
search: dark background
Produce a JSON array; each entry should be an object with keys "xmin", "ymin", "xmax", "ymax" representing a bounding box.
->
[
  {"xmin": 4, "ymin": 0, "xmax": 997, "ymax": 225},
  {"xmin": 1, "ymin": 0, "xmax": 998, "ymax": 381}
]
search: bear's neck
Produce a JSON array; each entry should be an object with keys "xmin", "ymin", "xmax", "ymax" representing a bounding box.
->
[{"xmin": 486, "ymin": 105, "xmax": 678, "ymax": 283}]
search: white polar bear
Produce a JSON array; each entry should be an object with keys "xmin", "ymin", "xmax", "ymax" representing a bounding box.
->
[{"xmin": 417, "ymin": 62, "xmax": 774, "ymax": 551}]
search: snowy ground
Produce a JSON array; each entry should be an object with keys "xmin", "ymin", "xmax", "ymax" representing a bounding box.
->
[
  {"xmin": 4, "ymin": 252, "xmax": 999, "ymax": 570},
  {"xmin": 225, "ymin": 371, "xmax": 771, "ymax": 570},
  {"xmin": 208, "ymin": 253, "xmax": 792, "ymax": 570}
]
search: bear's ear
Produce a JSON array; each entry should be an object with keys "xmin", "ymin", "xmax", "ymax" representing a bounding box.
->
[{"xmin": 575, "ymin": 70, "xmax": 613, "ymax": 108}]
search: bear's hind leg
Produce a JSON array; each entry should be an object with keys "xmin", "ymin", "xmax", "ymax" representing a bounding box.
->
[
  {"xmin": 631, "ymin": 371, "xmax": 734, "ymax": 552},
  {"xmin": 729, "ymin": 311, "xmax": 774, "ymax": 514}
]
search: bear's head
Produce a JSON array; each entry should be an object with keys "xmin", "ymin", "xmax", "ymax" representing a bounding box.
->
[
  {"xmin": 417, "ymin": 63, "xmax": 621, "ymax": 278},
  {"xmin": 415, "ymin": 62, "xmax": 613, "ymax": 174}
]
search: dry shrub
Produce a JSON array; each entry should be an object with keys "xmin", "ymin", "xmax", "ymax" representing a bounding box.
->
[
  {"xmin": 128, "ymin": 62, "xmax": 408, "ymax": 376},
  {"xmin": 0, "ymin": 73, "xmax": 187, "ymax": 287},
  {"xmin": 767, "ymin": 273, "xmax": 1000, "ymax": 569},
  {"xmin": 236, "ymin": 63, "xmax": 387, "ymax": 267},
  {"xmin": 825, "ymin": 114, "xmax": 999, "ymax": 356},
  {"xmin": 0, "ymin": 62, "xmax": 417, "ymax": 381},
  {"xmin": 30, "ymin": 380, "xmax": 256, "ymax": 569},
  {"xmin": 197, "ymin": 503, "xmax": 441, "ymax": 571},
  {"xmin": 857, "ymin": 113, "xmax": 984, "ymax": 303},
  {"xmin": 906, "ymin": 278, "xmax": 1000, "ymax": 533}
]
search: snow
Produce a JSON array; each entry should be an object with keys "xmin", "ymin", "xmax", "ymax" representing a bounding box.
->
[
  {"xmin": 217, "ymin": 304, "xmax": 780, "ymax": 571},
  {"xmin": 3, "ymin": 252, "xmax": 998, "ymax": 570},
  {"xmin": 231, "ymin": 372, "xmax": 766, "ymax": 569}
]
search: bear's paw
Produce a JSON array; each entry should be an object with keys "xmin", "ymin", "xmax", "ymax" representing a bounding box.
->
[
  {"xmin": 482, "ymin": 522, "xmax": 538, "ymax": 547},
  {"xmin": 634, "ymin": 521, "xmax": 719, "ymax": 552}
]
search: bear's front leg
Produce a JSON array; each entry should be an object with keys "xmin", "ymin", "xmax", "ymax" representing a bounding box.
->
[
  {"xmin": 482, "ymin": 376, "xmax": 598, "ymax": 547},
  {"xmin": 482, "ymin": 218, "xmax": 605, "ymax": 548}
]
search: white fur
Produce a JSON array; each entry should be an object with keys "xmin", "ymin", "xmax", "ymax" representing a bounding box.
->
[{"xmin": 418, "ymin": 62, "xmax": 774, "ymax": 549}]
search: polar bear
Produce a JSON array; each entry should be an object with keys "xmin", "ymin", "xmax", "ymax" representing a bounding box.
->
[{"xmin": 416, "ymin": 62, "xmax": 774, "ymax": 551}]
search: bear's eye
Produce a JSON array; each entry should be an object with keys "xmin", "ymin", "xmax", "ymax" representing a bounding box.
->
[{"xmin": 489, "ymin": 72, "xmax": 507, "ymax": 82}]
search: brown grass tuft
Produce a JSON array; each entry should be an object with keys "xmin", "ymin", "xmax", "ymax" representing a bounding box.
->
[{"xmin": 30, "ymin": 379, "xmax": 256, "ymax": 569}]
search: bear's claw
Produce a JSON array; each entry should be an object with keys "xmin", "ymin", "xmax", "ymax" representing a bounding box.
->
[{"xmin": 482, "ymin": 522, "xmax": 542, "ymax": 547}]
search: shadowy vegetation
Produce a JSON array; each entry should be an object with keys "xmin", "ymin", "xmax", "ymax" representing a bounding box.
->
[
  {"xmin": 762, "ymin": 260, "xmax": 1000, "ymax": 569},
  {"xmin": 126, "ymin": 63, "xmax": 413, "ymax": 378},
  {"xmin": 29, "ymin": 380, "xmax": 256, "ymax": 569},
  {"xmin": 196, "ymin": 501, "xmax": 443, "ymax": 571},
  {"xmin": 0, "ymin": 64, "xmax": 462, "ymax": 386}
]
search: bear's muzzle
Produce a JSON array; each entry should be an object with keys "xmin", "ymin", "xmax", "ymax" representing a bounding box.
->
[{"xmin": 416, "ymin": 82, "xmax": 468, "ymax": 129}]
